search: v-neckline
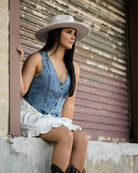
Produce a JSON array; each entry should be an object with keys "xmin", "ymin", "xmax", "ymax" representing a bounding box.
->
[{"xmin": 46, "ymin": 52, "xmax": 68, "ymax": 84}]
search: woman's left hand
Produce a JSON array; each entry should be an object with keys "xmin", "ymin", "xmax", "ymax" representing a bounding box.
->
[{"xmin": 17, "ymin": 47, "xmax": 24, "ymax": 62}]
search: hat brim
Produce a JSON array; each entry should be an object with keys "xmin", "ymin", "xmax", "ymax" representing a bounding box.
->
[{"xmin": 35, "ymin": 22, "xmax": 90, "ymax": 42}]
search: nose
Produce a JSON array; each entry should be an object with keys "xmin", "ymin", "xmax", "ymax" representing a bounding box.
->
[{"xmin": 71, "ymin": 34, "xmax": 76, "ymax": 41}]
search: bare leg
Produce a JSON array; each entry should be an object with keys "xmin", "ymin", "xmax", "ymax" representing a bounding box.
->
[
  {"xmin": 70, "ymin": 129, "xmax": 88, "ymax": 172},
  {"xmin": 39, "ymin": 126, "xmax": 73, "ymax": 172}
]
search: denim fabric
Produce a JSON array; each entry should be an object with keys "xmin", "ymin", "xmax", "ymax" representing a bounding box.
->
[{"xmin": 24, "ymin": 50, "xmax": 71, "ymax": 117}]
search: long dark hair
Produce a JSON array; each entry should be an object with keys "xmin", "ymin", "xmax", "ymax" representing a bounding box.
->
[{"xmin": 40, "ymin": 28, "xmax": 76, "ymax": 97}]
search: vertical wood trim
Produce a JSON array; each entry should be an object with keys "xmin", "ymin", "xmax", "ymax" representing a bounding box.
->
[
  {"xmin": 9, "ymin": 0, "xmax": 20, "ymax": 136},
  {"xmin": 128, "ymin": 0, "xmax": 138, "ymax": 143}
]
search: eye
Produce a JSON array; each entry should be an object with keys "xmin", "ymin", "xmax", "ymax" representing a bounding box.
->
[
  {"xmin": 66, "ymin": 30, "xmax": 72, "ymax": 34},
  {"xmin": 66, "ymin": 30, "xmax": 76, "ymax": 38}
]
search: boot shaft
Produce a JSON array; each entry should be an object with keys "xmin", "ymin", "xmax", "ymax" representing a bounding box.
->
[
  {"xmin": 51, "ymin": 164, "xmax": 85, "ymax": 173},
  {"xmin": 51, "ymin": 164, "xmax": 64, "ymax": 173},
  {"xmin": 67, "ymin": 166, "xmax": 86, "ymax": 173},
  {"xmin": 68, "ymin": 166, "xmax": 81, "ymax": 173}
]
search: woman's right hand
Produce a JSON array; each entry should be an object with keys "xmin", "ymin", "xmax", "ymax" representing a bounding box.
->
[{"xmin": 17, "ymin": 47, "xmax": 24, "ymax": 62}]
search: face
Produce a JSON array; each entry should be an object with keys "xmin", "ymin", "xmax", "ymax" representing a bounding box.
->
[{"xmin": 59, "ymin": 28, "xmax": 76, "ymax": 50}]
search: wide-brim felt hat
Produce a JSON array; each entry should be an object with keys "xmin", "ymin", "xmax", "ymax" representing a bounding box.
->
[{"xmin": 35, "ymin": 15, "xmax": 90, "ymax": 42}]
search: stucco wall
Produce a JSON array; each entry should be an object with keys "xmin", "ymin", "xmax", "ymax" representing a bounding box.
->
[
  {"xmin": 0, "ymin": 136, "xmax": 138, "ymax": 173},
  {"xmin": 0, "ymin": 0, "xmax": 9, "ymax": 136}
]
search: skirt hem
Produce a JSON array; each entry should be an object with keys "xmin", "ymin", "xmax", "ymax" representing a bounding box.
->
[{"xmin": 20, "ymin": 98, "xmax": 81, "ymax": 137}]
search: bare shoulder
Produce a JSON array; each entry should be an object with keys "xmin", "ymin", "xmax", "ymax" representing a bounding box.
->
[
  {"xmin": 23, "ymin": 52, "xmax": 42, "ymax": 76},
  {"xmin": 25, "ymin": 52, "xmax": 41, "ymax": 64},
  {"xmin": 73, "ymin": 61, "xmax": 80, "ymax": 78}
]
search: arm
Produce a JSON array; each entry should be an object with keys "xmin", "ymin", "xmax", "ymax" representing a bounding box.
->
[
  {"xmin": 62, "ymin": 62, "xmax": 80, "ymax": 120},
  {"xmin": 17, "ymin": 48, "xmax": 42, "ymax": 96}
]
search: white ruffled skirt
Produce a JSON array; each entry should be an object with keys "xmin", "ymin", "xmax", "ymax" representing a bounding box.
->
[{"xmin": 20, "ymin": 98, "xmax": 81, "ymax": 137}]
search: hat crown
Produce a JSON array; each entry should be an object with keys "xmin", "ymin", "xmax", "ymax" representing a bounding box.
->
[{"xmin": 50, "ymin": 15, "xmax": 75, "ymax": 24}]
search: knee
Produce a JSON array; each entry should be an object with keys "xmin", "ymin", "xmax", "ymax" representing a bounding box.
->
[
  {"xmin": 57, "ymin": 126, "xmax": 73, "ymax": 146},
  {"xmin": 73, "ymin": 130, "xmax": 88, "ymax": 149}
]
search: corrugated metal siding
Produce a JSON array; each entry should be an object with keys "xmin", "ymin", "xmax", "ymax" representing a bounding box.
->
[{"xmin": 19, "ymin": 0, "xmax": 129, "ymax": 142}]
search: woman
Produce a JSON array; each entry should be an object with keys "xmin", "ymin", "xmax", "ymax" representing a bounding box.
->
[{"xmin": 18, "ymin": 15, "xmax": 90, "ymax": 173}]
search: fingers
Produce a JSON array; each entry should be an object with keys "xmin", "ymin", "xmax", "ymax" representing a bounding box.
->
[
  {"xmin": 17, "ymin": 47, "xmax": 24, "ymax": 55},
  {"xmin": 17, "ymin": 46, "xmax": 24, "ymax": 62}
]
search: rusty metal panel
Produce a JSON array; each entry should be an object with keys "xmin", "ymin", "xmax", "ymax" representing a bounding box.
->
[{"xmin": 19, "ymin": 0, "xmax": 129, "ymax": 142}]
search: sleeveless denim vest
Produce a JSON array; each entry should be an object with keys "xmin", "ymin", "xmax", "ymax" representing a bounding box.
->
[{"xmin": 24, "ymin": 51, "xmax": 71, "ymax": 117}]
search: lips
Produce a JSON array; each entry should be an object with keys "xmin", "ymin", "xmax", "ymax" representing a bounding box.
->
[{"xmin": 68, "ymin": 41, "xmax": 74, "ymax": 45}]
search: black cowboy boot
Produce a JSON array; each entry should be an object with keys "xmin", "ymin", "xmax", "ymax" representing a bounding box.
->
[
  {"xmin": 69, "ymin": 166, "xmax": 81, "ymax": 173},
  {"xmin": 66, "ymin": 166, "xmax": 70, "ymax": 173},
  {"xmin": 67, "ymin": 166, "xmax": 86, "ymax": 173},
  {"xmin": 51, "ymin": 164, "xmax": 64, "ymax": 173},
  {"xmin": 82, "ymin": 168, "xmax": 86, "ymax": 173}
]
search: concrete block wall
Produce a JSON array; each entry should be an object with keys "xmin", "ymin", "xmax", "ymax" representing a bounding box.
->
[
  {"xmin": 0, "ymin": 136, "xmax": 138, "ymax": 173},
  {"xmin": 0, "ymin": 0, "xmax": 9, "ymax": 136}
]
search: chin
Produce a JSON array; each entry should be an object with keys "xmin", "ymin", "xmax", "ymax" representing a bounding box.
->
[
  {"xmin": 62, "ymin": 44, "xmax": 73, "ymax": 50},
  {"xmin": 66, "ymin": 45, "xmax": 73, "ymax": 50},
  {"xmin": 66, "ymin": 47, "xmax": 72, "ymax": 50}
]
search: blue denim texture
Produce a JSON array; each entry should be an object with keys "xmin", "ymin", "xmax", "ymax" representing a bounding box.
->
[{"xmin": 24, "ymin": 50, "xmax": 71, "ymax": 117}]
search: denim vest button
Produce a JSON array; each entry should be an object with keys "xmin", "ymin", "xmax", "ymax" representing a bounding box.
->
[
  {"xmin": 60, "ymin": 84, "xmax": 63, "ymax": 88},
  {"xmin": 51, "ymin": 109, "xmax": 54, "ymax": 112}
]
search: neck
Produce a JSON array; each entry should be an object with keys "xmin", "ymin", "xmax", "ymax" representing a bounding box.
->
[{"xmin": 48, "ymin": 46, "xmax": 65, "ymax": 62}]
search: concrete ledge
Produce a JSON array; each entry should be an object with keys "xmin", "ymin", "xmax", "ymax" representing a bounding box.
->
[{"xmin": 0, "ymin": 136, "xmax": 138, "ymax": 173}]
